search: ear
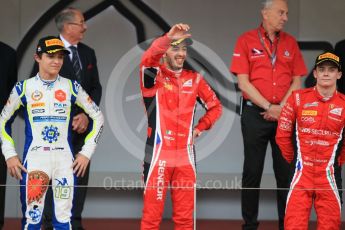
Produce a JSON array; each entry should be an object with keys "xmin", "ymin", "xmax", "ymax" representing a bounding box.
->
[
  {"xmin": 337, "ymin": 71, "xmax": 342, "ymax": 80},
  {"xmin": 261, "ymin": 9, "xmax": 267, "ymax": 19},
  {"xmin": 313, "ymin": 69, "xmax": 317, "ymax": 79},
  {"xmin": 63, "ymin": 23, "xmax": 69, "ymax": 33},
  {"xmin": 34, "ymin": 53, "xmax": 41, "ymax": 63}
]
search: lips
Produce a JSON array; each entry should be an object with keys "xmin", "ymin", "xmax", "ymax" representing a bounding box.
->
[
  {"xmin": 320, "ymin": 78, "xmax": 333, "ymax": 83},
  {"xmin": 175, "ymin": 58, "xmax": 185, "ymax": 65},
  {"xmin": 51, "ymin": 66, "xmax": 61, "ymax": 70}
]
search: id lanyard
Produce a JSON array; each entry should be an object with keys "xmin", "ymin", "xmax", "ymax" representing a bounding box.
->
[{"xmin": 257, "ymin": 29, "xmax": 279, "ymax": 66}]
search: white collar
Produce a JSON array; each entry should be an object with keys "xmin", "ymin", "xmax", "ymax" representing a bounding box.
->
[{"xmin": 59, "ymin": 34, "xmax": 75, "ymax": 49}]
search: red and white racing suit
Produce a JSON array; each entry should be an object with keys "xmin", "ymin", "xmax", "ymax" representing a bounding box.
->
[
  {"xmin": 276, "ymin": 88, "xmax": 345, "ymax": 229},
  {"xmin": 140, "ymin": 35, "xmax": 222, "ymax": 230}
]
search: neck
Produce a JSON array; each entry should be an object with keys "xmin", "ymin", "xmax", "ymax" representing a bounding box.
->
[
  {"xmin": 262, "ymin": 22, "xmax": 277, "ymax": 41},
  {"xmin": 316, "ymin": 85, "xmax": 336, "ymax": 98},
  {"xmin": 39, "ymin": 73, "xmax": 57, "ymax": 81},
  {"xmin": 164, "ymin": 61, "xmax": 183, "ymax": 74},
  {"xmin": 61, "ymin": 33, "xmax": 78, "ymax": 46},
  {"xmin": 166, "ymin": 66, "xmax": 183, "ymax": 74}
]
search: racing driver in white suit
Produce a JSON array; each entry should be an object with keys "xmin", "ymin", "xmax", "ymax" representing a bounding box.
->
[{"xmin": 0, "ymin": 36, "xmax": 104, "ymax": 229}]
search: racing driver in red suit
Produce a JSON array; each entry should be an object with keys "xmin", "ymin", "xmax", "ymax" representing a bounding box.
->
[
  {"xmin": 139, "ymin": 23, "xmax": 222, "ymax": 230},
  {"xmin": 276, "ymin": 52, "xmax": 345, "ymax": 229}
]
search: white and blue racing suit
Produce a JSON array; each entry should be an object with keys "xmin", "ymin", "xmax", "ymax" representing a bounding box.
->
[{"xmin": 0, "ymin": 75, "xmax": 104, "ymax": 230}]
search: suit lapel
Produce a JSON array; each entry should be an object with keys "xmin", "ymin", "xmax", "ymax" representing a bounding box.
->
[
  {"xmin": 58, "ymin": 35, "xmax": 78, "ymax": 81},
  {"xmin": 77, "ymin": 46, "xmax": 86, "ymax": 81},
  {"xmin": 63, "ymin": 55, "xmax": 76, "ymax": 81}
]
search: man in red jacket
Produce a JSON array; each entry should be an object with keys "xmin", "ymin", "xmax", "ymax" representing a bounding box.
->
[
  {"xmin": 276, "ymin": 52, "xmax": 344, "ymax": 229},
  {"xmin": 140, "ymin": 23, "xmax": 222, "ymax": 230}
]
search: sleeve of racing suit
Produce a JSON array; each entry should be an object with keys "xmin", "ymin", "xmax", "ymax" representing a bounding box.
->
[
  {"xmin": 275, "ymin": 92, "xmax": 297, "ymax": 163},
  {"xmin": 337, "ymin": 130, "xmax": 345, "ymax": 166},
  {"xmin": 73, "ymin": 81, "xmax": 104, "ymax": 159},
  {"xmin": 338, "ymin": 141, "xmax": 345, "ymax": 166},
  {"xmin": 0, "ymin": 83, "xmax": 24, "ymax": 160},
  {"xmin": 194, "ymin": 75, "xmax": 222, "ymax": 132},
  {"xmin": 140, "ymin": 35, "xmax": 171, "ymax": 90}
]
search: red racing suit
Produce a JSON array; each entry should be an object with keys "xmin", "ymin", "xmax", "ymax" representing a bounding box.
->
[
  {"xmin": 139, "ymin": 35, "xmax": 222, "ymax": 230},
  {"xmin": 276, "ymin": 88, "xmax": 345, "ymax": 229}
]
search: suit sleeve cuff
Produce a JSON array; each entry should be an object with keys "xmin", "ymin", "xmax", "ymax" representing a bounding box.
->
[{"xmin": 3, "ymin": 151, "xmax": 17, "ymax": 161}]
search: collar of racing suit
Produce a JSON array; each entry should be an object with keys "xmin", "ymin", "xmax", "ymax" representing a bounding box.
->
[{"xmin": 313, "ymin": 87, "xmax": 337, "ymax": 102}]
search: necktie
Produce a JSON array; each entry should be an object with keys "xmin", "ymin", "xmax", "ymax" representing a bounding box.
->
[{"xmin": 70, "ymin": 46, "xmax": 82, "ymax": 82}]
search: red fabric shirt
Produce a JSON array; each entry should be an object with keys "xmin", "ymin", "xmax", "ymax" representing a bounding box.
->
[{"xmin": 230, "ymin": 25, "xmax": 307, "ymax": 104}]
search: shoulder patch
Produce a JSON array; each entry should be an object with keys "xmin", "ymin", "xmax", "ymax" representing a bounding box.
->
[
  {"xmin": 15, "ymin": 80, "xmax": 26, "ymax": 97},
  {"xmin": 71, "ymin": 80, "xmax": 80, "ymax": 94}
]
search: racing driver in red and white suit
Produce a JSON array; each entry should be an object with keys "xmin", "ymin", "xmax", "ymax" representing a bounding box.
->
[
  {"xmin": 140, "ymin": 24, "xmax": 222, "ymax": 229},
  {"xmin": 276, "ymin": 52, "xmax": 345, "ymax": 229}
]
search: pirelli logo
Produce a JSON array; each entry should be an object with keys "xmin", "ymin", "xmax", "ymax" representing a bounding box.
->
[
  {"xmin": 45, "ymin": 39, "xmax": 64, "ymax": 47},
  {"xmin": 32, "ymin": 102, "xmax": 45, "ymax": 108},
  {"xmin": 302, "ymin": 110, "xmax": 317, "ymax": 116},
  {"xmin": 318, "ymin": 53, "xmax": 339, "ymax": 62}
]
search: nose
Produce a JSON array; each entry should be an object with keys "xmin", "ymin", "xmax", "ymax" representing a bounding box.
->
[
  {"xmin": 282, "ymin": 13, "xmax": 288, "ymax": 22},
  {"xmin": 177, "ymin": 49, "xmax": 186, "ymax": 56},
  {"xmin": 53, "ymin": 56, "xmax": 63, "ymax": 64}
]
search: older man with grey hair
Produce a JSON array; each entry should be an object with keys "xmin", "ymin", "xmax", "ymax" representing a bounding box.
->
[{"xmin": 230, "ymin": 0, "xmax": 307, "ymax": 229}]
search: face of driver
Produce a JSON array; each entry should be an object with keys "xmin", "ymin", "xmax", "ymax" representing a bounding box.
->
[
  {"xmin": 314, "ymin": 62, "xmax": 342, "ymax": 88},
  {"xmin": 164, "ymin": 42, "xmax": 188, "ymax": 71}
]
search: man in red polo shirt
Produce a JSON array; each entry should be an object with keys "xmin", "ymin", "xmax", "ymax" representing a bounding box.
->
[{"xmin": 230, "ymin": 0, "xmax": 307, "ymax": 229}]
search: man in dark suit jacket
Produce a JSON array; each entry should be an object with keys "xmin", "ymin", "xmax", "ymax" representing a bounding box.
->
[
  {"xmin": 0, "ymin": 42, "xmax": 17, "ymax": 230},
  {"xmin": 37, "ymin": 7, "xmax": 102, "ymax": 230}
]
